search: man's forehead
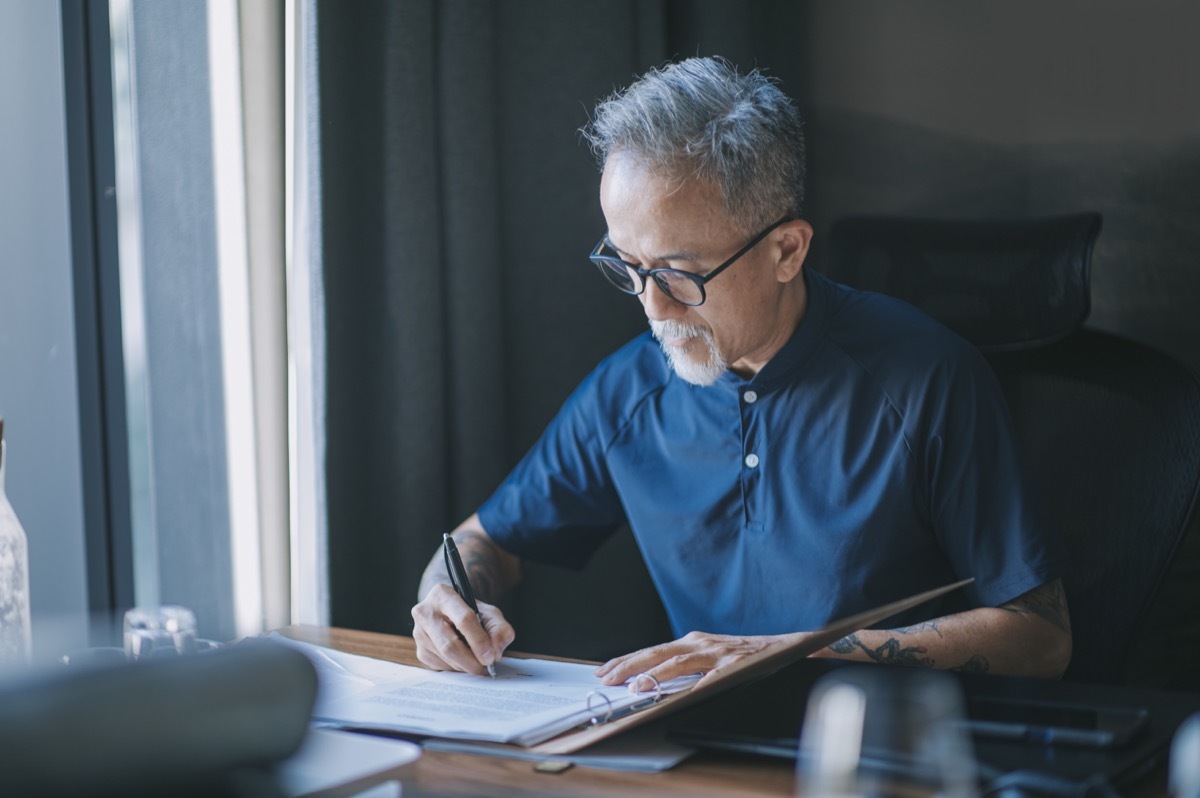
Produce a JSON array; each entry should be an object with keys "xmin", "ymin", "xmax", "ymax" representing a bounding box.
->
[
  {"xmin": 601, "ymin": 153, "xmax": 700, "ymax": 200},
  {"xmin": 601, "ymin": 165, "xmax": 733, "ymax": 256}
]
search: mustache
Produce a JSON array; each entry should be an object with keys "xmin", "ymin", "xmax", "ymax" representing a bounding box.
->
[{"xmin": 650, "ymin": 320, "xmax": 711, "ymax": 344}]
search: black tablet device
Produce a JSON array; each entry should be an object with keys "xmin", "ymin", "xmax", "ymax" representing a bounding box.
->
[{"xmin": 965, "ymin": 696, "xmax": 1149, "ymax": 748}]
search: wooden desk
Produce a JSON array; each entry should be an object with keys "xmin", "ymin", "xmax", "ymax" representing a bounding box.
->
[{"xmin": 280, "ymin": 626, "xmax": 1169, "ymax": 797}]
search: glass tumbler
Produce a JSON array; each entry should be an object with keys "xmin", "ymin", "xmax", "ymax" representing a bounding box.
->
[
  {"xmin": 796, "ymin": 666, "xmax": 979, "ymax": 798},
  {"xmin": 123, "ymin": 605, "xmax": 198, "ymax": 659}
]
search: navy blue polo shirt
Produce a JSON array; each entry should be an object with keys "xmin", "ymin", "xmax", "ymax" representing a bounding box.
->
[{"xmin": 478, "ymin": 269, "xmax": 1063, "ymax": 637}]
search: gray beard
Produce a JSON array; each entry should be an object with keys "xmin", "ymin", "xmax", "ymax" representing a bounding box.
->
[{"xmin": 650, "ymin": 320, "xmax": 728, "ymax": 386}]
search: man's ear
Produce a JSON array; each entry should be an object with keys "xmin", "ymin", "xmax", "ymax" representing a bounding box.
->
[{"xmin": 775, "ymin": 219, "xmax": 813, "ymax": 283}]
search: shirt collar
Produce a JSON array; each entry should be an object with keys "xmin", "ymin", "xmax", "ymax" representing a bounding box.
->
[{"xmin": 724, "ymin": 267, "xmax": 832, "ymax": 392}]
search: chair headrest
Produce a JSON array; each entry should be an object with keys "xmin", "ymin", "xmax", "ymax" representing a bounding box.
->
[{"xmin": 828, "ymin": 213, "xmax": 1102, "ymax": 351}]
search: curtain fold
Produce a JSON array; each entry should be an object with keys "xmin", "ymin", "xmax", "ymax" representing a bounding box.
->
[{"xmin": 436, "ymin": 0, "xmax": 509, "ymax": 512}]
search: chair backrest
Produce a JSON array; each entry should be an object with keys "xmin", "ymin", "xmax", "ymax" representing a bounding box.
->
[
  {"xmin": 828, "ymin": 214, "xmax": 1200, "ymax": 687},
  {"xmin": 987, "ymin": 331, "xmax": 1200, "ymax": 685},
  {"xmin": 830, "ymin": 213, "xmax": 1100, "ymax": 351}
]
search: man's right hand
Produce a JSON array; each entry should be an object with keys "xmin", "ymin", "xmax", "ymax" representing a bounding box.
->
[
  {"xmin": 412, "ymin": 518, "xmax": 521, "ymax": 674},
  {"xmin": 411, "ymin": 583, "xmax": 515, "ymax": 675}
]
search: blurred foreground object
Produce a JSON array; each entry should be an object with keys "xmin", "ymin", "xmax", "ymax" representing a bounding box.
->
[
  {"xmin": 0, "ymin": 418, "xmax": 32, "ymax": 667},
  {"xmin": 0, "ymin": 640, "xmax": 316, "ymax": 797},
  {"xmin": 797, "ymin": 666, "xmax": 979, "ymax": 797},
  {"xmin": 1172, "ymin": 713, "xmax": 1200, "ymax": 798}
]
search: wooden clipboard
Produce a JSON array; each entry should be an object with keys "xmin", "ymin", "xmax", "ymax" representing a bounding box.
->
[{"xmin": 530, "ymin": 578, "xmax": 973, "ymax": 755}]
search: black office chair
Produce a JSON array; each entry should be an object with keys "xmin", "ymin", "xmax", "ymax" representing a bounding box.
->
[{"xmin": 827, "ymin": 213, "xmax": 1200, "ymax": 688}]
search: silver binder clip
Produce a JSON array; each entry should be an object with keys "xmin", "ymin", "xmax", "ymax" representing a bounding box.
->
[{"xmin": 586, "ymin": 690, "xmax": 614, "ymax": 726}]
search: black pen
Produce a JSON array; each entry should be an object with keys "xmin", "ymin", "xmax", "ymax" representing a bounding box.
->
[{"xmin": 442, "ymin": 533, "xmax": 497, "ymax": 678}]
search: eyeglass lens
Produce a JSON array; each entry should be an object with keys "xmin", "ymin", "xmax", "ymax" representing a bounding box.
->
[
  {"xmin": 595, "ymin": 256, "xmax": 705, "ymax": 306},
  {"xmin": 651, "ymin": 270, "xmax": 704, "ymax": 305},
  {"xmin": 595, "ymin": 256, "xmax": 638, "ymax": 293}
]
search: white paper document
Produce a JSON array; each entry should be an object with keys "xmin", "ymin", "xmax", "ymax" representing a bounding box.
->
[{"xmin": 271, "ymin": 634, "xmax": 699, "ymax": 747}]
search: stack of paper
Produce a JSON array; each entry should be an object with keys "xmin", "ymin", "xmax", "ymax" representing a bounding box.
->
[{"xmin": 272, "ymin": 635, "xmax": 699, "ymax": 747}]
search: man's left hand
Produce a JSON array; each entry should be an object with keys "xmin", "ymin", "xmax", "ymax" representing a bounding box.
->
[{"xmin": 594, "ymin": 630, "xmax": 810, "ymax": 688}]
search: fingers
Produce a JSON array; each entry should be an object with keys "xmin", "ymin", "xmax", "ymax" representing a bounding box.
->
[
  {"xmin": 412, "ymin": 622, "xmax": 455, "ymax": 671},
  {"xmin": 595, "ymin": 639, "xmax": 710, "ymax": 687},
  {"xmin": 413, "ymin": 613, "xmax": 486, "ymax": 675},
  {"xmin": 412, "ymin": 584, "xmax": 513, "ymax": 675},
  {"xmin": 594, "ymin": 632, "xmax": 780, "ymax": 689}
]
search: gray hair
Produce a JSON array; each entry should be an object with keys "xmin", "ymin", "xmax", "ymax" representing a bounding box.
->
[{"xmin": 581, "ymin": 57, "xmax": 805, "ymax": 231}]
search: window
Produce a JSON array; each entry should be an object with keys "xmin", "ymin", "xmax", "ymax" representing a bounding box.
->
[{"xmin": 104, "ymin": 0, "xmax": 319, "ymax": 640}]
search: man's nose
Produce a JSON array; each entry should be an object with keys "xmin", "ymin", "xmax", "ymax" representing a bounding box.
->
[{"xmin": 639, "ymin": 279, "xmax": 687, "ymax": 322}]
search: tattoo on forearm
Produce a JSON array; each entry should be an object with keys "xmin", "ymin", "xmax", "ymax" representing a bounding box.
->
[
  {"xmin": 829, "ymin": 632, "xmax": 990, "ymax": 673},
  {"xmin": 418, "ymin": 529, "xmax": 509, "ymax": 604},
  {"xmin": 829, "ymin": 633, "xmax": 936, "ymax": 668},
  {"xmin": 1000, "ymin": 579, "xmax": 1072, "ymax": 635},
  {"xmin": 456, "ymin": 529, "xmax": 503, "ymax": 603},
  {"xmin": 827, "ymin": 636, "xmax": 859, "ymax": 655}
]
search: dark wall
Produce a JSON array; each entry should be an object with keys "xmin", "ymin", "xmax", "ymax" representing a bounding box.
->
[{"xmin": 797, "ymin": 2, "xmax": 1200, "ymax": 377}]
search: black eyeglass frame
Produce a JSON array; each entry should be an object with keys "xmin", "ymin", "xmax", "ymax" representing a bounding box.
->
[{"xmin": 588, "ymin": 216, "xmax": 792, "ymax": 307}]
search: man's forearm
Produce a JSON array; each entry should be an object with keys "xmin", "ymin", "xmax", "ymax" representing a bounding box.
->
[
  {"xmin": 824, "ymin": 618, "xmax": 992, "ymax": 673},
  {"xmin": 417, "ymin": 516, "xmax": 522, "ymax": 604},
  {"xmin": 819, "ymin": 580, "xmax": 1072, "ymax": 678}
]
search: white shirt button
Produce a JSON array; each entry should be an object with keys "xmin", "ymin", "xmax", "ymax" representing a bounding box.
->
[
  {"xmin": 743, "ymin": 390, "xmax": 758, "ymax": 404},
  {"xmin": 745, "ymin": 453, "xmax": 760, "ymax": 468}
]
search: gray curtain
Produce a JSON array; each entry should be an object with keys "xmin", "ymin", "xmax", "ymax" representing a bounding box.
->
[{"xmin": 315, "ymin": 0, "xmax": 808, "ymax": 658}]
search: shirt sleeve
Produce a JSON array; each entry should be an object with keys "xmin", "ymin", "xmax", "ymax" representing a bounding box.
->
[
  {"xmin": 920, "ymin": 345, "xmax": 1067, "ymax": 608},
  {"xmin": 477, "ymin": 367, "xmax": 627, "ymax": 570}
]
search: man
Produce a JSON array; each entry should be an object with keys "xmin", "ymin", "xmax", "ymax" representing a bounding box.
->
[{"xmin": 411, "ymin": 57, "xmax": 1072, "ymax": 687}]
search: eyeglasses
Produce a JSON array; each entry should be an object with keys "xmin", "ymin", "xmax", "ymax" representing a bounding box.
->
[{"xmin": 588, "ymin": 216, "xmax": 790, "ymax": 307}]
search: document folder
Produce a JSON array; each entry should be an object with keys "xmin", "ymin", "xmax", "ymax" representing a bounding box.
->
[
  {"xmin": 280, "ymin": 579, "xmax": 971, "ymax": 756},
  {"xmin": 531, "ymin": 578, "xmax": 973, "ymax": 755}
]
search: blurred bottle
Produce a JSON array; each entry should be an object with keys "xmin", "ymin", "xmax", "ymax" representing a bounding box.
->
[
  {"xmin": 0, "ymin": 419, "xmax": 33, "ymax": 666},
  {"xmin": 1171, "ymin": 713, "xmax": 1200, "ymax": 798}
]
